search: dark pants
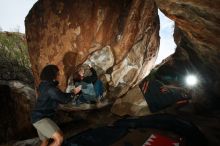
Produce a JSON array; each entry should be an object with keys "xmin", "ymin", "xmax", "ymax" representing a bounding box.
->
[
  {"xmin": 94, "ymin": 79, "xmax": 104, "ymax": 97},
  {"xmin": 76, "ymin": 80, "xmax": 104, "ymax": 104}
]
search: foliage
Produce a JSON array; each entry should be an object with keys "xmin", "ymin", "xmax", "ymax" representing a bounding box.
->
[{"xmin": 0, "ymin": 32, "xmax": 31, "ymax": 70}]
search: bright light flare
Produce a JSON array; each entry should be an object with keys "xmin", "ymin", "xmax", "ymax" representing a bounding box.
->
[{"xmin": 185, "ymin": 74, "xmax": 198, "ymax": 87}]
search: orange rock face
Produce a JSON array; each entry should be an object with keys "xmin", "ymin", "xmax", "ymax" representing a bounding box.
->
[{"xmin": 25, "ymin": 0, "xmax": 159, "ymax": 94}]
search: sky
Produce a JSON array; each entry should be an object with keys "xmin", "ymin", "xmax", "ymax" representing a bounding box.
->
[
  {"xmin": 0, "ymin": 0, "xmax": 175, "ymax": 64},
  {"xmin": 0, "ymin": 0, "xmax": 38, "ymax": 33},
  {"xmin": 156, "ymin": 10, "xmax": 176, "ymax": 64}
]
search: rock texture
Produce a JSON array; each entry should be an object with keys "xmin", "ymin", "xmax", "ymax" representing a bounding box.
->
[
  {"xmin": 14, "ymin": 138, "xmax": 40, "ymax": 146},
  {"xmin": 155, "ymin": 0, "xmax": 220, "ymax": 109},
  {"xmin": 0, "ymin": 81, "xmax": 35, "ymax": 143},
  {"xmin": 25, "ymin": 0, "xmax": 160, "ymax": 95},
  {"xmin": 111, "ymin": 86, "xmax": 150, "ymax": 116}
]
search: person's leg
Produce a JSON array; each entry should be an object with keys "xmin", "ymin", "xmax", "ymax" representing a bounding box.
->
[
  {"xmin": 50, "ymin": 130, "xmax": 64, "ymax": 146},
  {"xmin": 33, "ymin": 118, "xmax": 63, "ymax": 146},
  {"xmin": 94, "ymin": 80, "xmax": 104, "ymax": 97},
  {"xmin": 76, "ymin": 94, "xmax": 90, "ymax": 104},
  {"xmin": 35, "ymin": 129, "xmax": 49, "ymax": 146},
  {"xmin": 40, "ymin": 139, "xmax": 49, "ymax": 146},
  {"xmin": 78, "ymin": 94, "xmax": 97, "ymax": 104}
]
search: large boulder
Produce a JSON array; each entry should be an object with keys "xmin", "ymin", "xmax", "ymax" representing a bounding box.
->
[
  {"xmin": 155, "ymin": 0, "xmax": 220, "ymax": 109},
  {"xmin": 0, "ymin": 81, "xmax": 35, "ymax": 143},
  {"xmin": 111, "ymin": 85, "xmax": 150, "ymax": 116},
  {"xmin": 25, "ymin": 0, "xmax": 160, "ymax": 96}
]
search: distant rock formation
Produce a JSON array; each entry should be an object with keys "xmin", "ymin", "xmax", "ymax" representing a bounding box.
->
[{"xmin": 25, "ymin": 0, "xmax": 160, "ymax": 96}]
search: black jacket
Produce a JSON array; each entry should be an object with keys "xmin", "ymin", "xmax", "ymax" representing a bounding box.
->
[
  {"xmin": 31, "ymin": 80, "xmax": 72, "ymax": 123},
  {"xmin": 83, "ymin": 67, "xmax": 98, "ymax": 83}
]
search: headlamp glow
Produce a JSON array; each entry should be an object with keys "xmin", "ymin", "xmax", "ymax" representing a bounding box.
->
[{"xmin": 185, "ymin": 74, "xmax": 198, "ymax": 87}]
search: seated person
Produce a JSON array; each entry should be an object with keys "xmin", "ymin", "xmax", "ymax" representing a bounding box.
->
[{"xmin": 66, "ymin": 64, "xmax": 104, "ymax": 104}]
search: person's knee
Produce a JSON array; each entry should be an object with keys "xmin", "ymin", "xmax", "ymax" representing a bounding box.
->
[
  {"xmin": 51, "ymin": 131, "xmax": 64, "ymax": 146},
  {"xmin": 40, "ymin": 139, "xmax": 49, "ymax": 146}
]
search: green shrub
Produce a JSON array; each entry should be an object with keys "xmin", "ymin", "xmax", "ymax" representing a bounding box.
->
[{"xmin": 0, "ymin": 32, "xmax": 31, "ymax": 70}]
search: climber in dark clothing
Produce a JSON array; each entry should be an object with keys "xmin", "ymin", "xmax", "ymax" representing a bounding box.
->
[
  {"xmin": 31, "ymin": 64, "xmax": 80, "ymax": 146},
  {"xmin": 74, "ymin": 65, "xmax": 98, "ymax": 84},
  {"xmin": 67, "ymin": 64, "xmax": 104, "ymax": 104}
]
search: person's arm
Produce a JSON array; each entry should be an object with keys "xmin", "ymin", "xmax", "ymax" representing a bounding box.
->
[
  {"xmin": 48, "ymin": 87, "xmax": 74, "ymax": 104},
  {"xmin": 83, "ymin": 67, "xmax": 97, "ymax": 83},
  {"xmin": 66, "ymin": 84, "xmax": 75, "ymax": 93},
  {"xmin": 72, "ymin": 85, "xmax": 82, "ymax": 94}
]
